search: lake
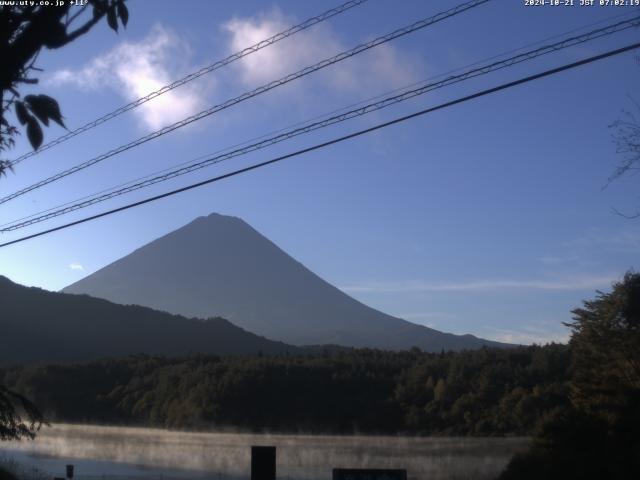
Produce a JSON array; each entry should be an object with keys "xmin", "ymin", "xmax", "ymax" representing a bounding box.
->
[{"xmin": 0, "ymin": 424, "xmax": 529, "ymax": 480}]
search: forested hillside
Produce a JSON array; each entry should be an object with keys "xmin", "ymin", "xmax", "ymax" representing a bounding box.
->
[
  {"xmin": 0, "ymin": 275, "xmax": 295, "ymax": 365},
  {"xmin": 1, "ymin": 345, "xmax": 569, "ymax": 435}
]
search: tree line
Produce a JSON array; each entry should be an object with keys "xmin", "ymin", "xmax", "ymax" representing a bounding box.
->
[{"xmin": 0, "ymin": 343, "xmax": 570, "ymax": 436}]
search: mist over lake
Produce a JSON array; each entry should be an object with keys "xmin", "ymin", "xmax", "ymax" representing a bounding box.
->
[{"xmin": 1, "ymin": 424, "xmax": 529, "ymax": 480}]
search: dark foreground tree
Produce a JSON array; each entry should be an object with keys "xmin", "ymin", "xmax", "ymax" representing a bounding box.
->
[
  {"xmin": 0, "ymin": 0, "xmax": 129, "ymax": 176},
  {"xmin": 500, "ymin": 272, "xmax": 640, "ymax": 480},
  {"xmin": 0, "ymin": 1, "xmax": 129, "ymax": 441},
  {"xmin": 569, "ymin": 272, "xmax": 640, "ymax": 422},
  {"xmin": 0, "ymin": 385, "xmax": 44, "ymax": 440}
]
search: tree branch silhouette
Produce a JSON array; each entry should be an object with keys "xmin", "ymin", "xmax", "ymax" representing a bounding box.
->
[{"xmin": 0, "ymin": 0, "xmax": 129, "ymax": 176}]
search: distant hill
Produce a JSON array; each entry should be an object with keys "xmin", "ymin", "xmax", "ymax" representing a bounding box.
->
[
  {"xmin": 63, "ymin": 213, "xmax": 509, "ymax": 351},
  {"xmin": 0, "ymin": 275, "xmax": 295, "ymax": 365}
]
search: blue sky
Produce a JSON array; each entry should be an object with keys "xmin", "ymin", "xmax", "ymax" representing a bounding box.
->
[{"xmin": 1, "ymin": 0, "xmax": 639, "ymax": 344}]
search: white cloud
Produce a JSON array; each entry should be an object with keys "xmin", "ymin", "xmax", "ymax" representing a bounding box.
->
[
  {"xmin": 69, "ymin": 263, "xmax": 84, "ymax": 271},
  {"xmin": 48, "ymin": 12, "xmax": 419, "ymax": 131},
  {"xmin": 222, "ymin": 9, "xmax": 419, "ymax": 94},
  {"xmin": 394, "ymin": 312, "xmax": 458, "ymax": 328},
  {"xmin": 398, "ymin": 312, "xmax": 457, "ymax": 321},
  {"xmin": 341, "ymin": 273, "xmax": 620, "ymax": 294},
  {"xmin": 48, "ymin": 25, "xmax": 205, "ymax": 131},
  {"xmin": 564, "ymin": 227, "xmax": 640, "ymax": 252},
  {"xmin": 484, "ymin": 325, "xmax": 570, "ymax": 345}
]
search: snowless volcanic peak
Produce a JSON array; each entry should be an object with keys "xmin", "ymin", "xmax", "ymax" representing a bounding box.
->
[{"xmin": 64, "ymin": 213, "xmax": 509, "ymax": 351}]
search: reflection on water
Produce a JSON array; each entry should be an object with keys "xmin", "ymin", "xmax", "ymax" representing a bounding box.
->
[{"xmin": 1, "ymin": 424, "xmax": 529, "ymax": 480}]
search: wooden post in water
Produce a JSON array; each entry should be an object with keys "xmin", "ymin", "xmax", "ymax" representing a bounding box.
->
[
  {"xmin": 251, "ymin": 446, "xmax": 276, "ymax": 480},
  {"xmin": 65, "ymin": 465, "xmax": 74, "ymax": 479}
]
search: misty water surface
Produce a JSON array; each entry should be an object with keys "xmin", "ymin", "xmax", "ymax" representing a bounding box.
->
[{"xmin": 1, "ymin": 424, "xmax": 529, "ymax": 480}]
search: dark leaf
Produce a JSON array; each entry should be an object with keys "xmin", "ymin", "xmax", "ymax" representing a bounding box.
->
[
  {"xmin": 15, "ymin": 101, "xmax": 30, "ymax": 125},
  {"xmin": 25, "ymin": 95, "xmax": 49, "ymax": 126},
  {"xmin": 26, "ymin": 117, "xmax": 43, "ymax": 150},
  {"xmin": 25, "ymin": 94, "xmax": 65, "ymax": 128},
  {"xmin": 117, "ymin": 1, "xmax": 129, "ymax": 27},
  {"xmin": 107, "ymin": 6, "xmax": 118, "ymax": 32}
]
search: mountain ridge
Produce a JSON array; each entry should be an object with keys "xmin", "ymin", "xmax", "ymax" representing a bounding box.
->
[
  {"xmin": 63, "ymin": 213, "xmax": 510, "ymax": 351},
  {"xmin": 0, "ymin": 274, "xmax": 297, "ymax": 365}
]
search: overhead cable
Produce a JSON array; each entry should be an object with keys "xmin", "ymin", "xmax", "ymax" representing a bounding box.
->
[
  {"xmin": 1, "ymin": 40, "xmax": 638, "ymax": 248},
  {"xmin": 3, "ymin": 14, "xmax": 638, "ymax": 232},
  {"xmin": 6, "ymin": 0, "xmax": 370, "ymax": 167},
  {"xmin": 0, "ymin": 0, "xmax": 491, "ymax": 205}
]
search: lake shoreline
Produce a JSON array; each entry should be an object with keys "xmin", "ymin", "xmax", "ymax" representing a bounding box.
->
[{"xmin": 2, "ymin": 424, "xmax": 530, "ymax": 480}]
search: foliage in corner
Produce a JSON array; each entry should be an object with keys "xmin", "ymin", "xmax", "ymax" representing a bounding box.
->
[
  {"xmin": 0, "ymin": 0, "xmax": 129, "ymax": 175},
  {"xmin": 568, "ymin": 271, "xmax": 640, "ymax": 421},
  {"xmin": 500, "ymin": 272, "xmax": 640, "ymax": 480}
]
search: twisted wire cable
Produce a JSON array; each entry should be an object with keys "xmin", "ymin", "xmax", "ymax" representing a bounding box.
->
[
  {"xmin": 0, "ymin": 0, "xmax": 491, "ymax": 205},
  {"xmin": 3, "ymin": 13, "xmax": 638, "ymax": 232},
  {"xmin": 7, "ymin": 0, "xmax": 370, "ymax": 167},
  {"xmin": 1, "ymin": 41, "xmax": 639, "ymax": 248}
]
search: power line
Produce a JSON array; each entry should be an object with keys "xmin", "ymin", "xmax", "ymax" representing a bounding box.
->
[
  {"xmin": 7, "ymin": 7, "xmax": 631, "ymax": 232},
  {"xmin": 9, "ymin": 5, "xmax": 632, "ymax": 236},
  {"xmin": 0, "ymin": 0, "xmax": 491, "ymax": 206},
  {"xmin": 6, "ymin": 0, "xmax": 370, "ymax": 168},
  {"xmin": 1, "ymin": 41, "xmax": 637, "ymax": 249},
  {"xmin": 3, "ymin": 14, "xmax": 638, "ymax": 232},
  {"xmin": 7, "ymin": 6, "xmax": 634, "ymax": 231}
]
